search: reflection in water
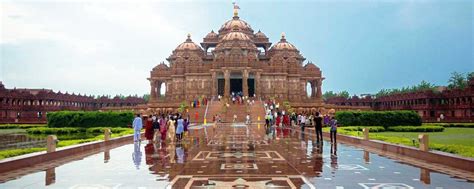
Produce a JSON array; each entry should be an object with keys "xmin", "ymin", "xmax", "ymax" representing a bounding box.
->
[
  {"xmin": 330, "ymin": 143, "xmax": 338, "ymax": 173},
  {"xmin": 313, "ymin": 142, "xmax": 323, "ymax": 176},
  {"xmin": 132, "ymin": 142, "xmax": 142, "ymax": 169},
  {"xmin": 176, "ymin": 143, "xmax": 185, "ymax": 164},
  {"xmin": 363, "ymin": 150, "xmax": 370, "ymax": 164},
  {"xmin": 45, "ymin": 167, "xmax": 55, "ymax": 186},
  {"xmin": 104, "ymin": 149, "xmax": 110, "ymax": 163},
  {"xmin": 420, "ymin": 168, "xmax": 431, "ymax": 184}
]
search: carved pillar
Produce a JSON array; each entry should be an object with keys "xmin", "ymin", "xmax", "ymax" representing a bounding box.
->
[
  {"xmin": 255, "ymin": 72, "xmax": 261, "ymax": 98},
  {"xmin": 150, "ymin": 80, "xmax": 157, "ymax": 102},
  {"xmin": 317, "ymin": 79, "xmax": 322, "ymax": 98},
  {"xmin": 157, "ymin": 81, "xmax": 162, "ymax": 99},
  {"xmin": 212, "ymin": 72, "xmax": 217, "ymax": 97},
  {"xmin": 224, "ymin": 70, "xmax": 230, "ymax": 98},
  {"xmin": 311, "ymin": 80, "xmax": 316, "ymax": 98},
  {"xmin": 242, "ymin": 70, "xmax": 249, "ymax": 97}
]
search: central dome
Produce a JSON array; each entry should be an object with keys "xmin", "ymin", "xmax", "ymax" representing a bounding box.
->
[
  {"xmin": 221, "ymin": 31, "xmax": 251, "ymax": 41},
  {"xmin": 218, "ymin": 16, "xmax": 254, "ymax": 36}
]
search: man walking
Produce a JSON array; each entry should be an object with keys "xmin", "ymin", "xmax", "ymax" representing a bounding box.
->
[
  {"xmin": 132, "ymin": 114, "xmax": 143, "ymax": 142},
  {"xmin": 314, "ymin": 112, "xmax": 323, "ymax": 143}
]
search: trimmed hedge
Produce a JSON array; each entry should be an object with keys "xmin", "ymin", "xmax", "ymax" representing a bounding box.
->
[
  {"xmin": 336, "ymin": 111, "xmax": 422, "ymax": 127},
  {"xmin": 386, "ymin": 126, "xmax": 444, "ymax": 132},
  {"xmin": 47, "ymin": 111, "xmax": 134, "ymax": 128},
  {"xmin": 26, "ymin": 127, "xmax": 132, "ymax": 135},
  {"xmin": 340, "ymin": 126, "xmax": 386, "ymax": 132},
  {"xmin": 0, "ymin": 124, "xmax": 46, "ymax": 129},
  {"xmin": 423, "ymin": 123, "xmax": 474, "ymax": 128}
]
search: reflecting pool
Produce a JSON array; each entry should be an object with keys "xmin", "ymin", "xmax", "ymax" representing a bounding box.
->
[{"xmin": 0, "ymin": 123, "xmax": 472, "ymax": 189}]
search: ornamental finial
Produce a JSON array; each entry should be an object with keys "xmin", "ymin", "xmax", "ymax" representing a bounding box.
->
[{"xmin": 233, "ymin": 2, "xmax": 240, "ymax": 17}]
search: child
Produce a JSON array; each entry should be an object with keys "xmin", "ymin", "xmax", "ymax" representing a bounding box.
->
[{"xmin": 330, "ymin": 117, "xmax": 338, "ymax": 143}]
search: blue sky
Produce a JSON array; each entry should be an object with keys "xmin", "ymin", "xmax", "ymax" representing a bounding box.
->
[{"xmin": 1, "ymin": 0, "xmax": 472, "ymax": 96}]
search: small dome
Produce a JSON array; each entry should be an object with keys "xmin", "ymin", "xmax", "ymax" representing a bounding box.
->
[
  {"xmin": 205, "ymin": 30, "xmax": 218, "ymax": 39},
  {"xmin": 221, "ymin": 31, "xmax": 251, "ymax": 41},
  {"xmin": 255, "ymin": 30, "xmax": 267, "ymax": 38},
  {"xmin": 175, "ymin": 34, "xmax": 202, "ymax": 51},
  {"xmin": 270, "ymin": 33, "xmax": 298, "ymax": 51}
]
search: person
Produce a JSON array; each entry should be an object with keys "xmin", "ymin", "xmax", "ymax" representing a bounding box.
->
[
  {"xmin": 152, "ymin": 115, "xmax": 160, "ymax": 142},
  {"xmin": 132, "ymin": 114, "xmax": 143, "ymax": 142},
  {"xmin": 233, "ymin": 114, "xmax": 237, "ymax": 123},
  {"xmin": 168, "ymin": 116, "xmax": 176, "ymax": 142},
  {"xmin": 183, "ymin": 118, "xmax": 189, "ymax": 137},
  {"xmin": 159, "ymin": 114, "xmax": 167, "ymax": 141},
  {"xmin": 265, "ymin": 114, "xmax": 270, "ymax": 128},
  {"xmin": 144, "ymin": 115, "xmax": 154, "ymax": 142},
  {"xmin": 330, "ymin": 117, "xmax": 338, "ymax": 143},
  {"xmin": 314, "ymin": 112, "xmax": 323, "ymax": 143},
  {"xmin": 300, "ymin": 114, "xmax": 306, "ymax": 132},
  {"xmin": 176, "ymin": 116, "xmax": 184, "ymax": 142},
  {"xmin": 245, "ymin": 114, "xmax": 251, "ymax": 125},
  {"xmin": 275, "ymin": 113, "xmax": 281, "ymax": 127}
]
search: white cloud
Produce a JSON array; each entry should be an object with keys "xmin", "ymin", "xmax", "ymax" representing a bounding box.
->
[{"xmin": 0, "ymin": 1, "xmax": 195, "ymax": 95}]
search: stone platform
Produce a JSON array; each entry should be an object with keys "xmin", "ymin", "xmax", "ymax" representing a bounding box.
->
[{"xmin": 0, "ymin": 123, "xmax": 472, "ymax": 189}]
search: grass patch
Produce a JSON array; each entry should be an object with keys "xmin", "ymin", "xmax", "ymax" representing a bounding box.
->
[
  {"xmin": 0, "ymin": 127, "xmax": 134, "ymax": 160},
  {"xmin": 328, "ymin": 127, "xmax": 474, "ymax": 157},
  {"xmin": 0, "ymin": 148, "xmax": 46, "ymax": 159}
]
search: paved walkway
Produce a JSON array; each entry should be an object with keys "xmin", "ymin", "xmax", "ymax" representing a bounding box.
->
[{"xmin": 0, "ymin": 123, "xmax": 472, "ymax": 188}]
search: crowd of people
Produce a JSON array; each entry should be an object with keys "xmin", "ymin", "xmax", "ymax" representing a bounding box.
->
[
  {"xmin": 132, "ymin": 113, "xmax": 192, "ymax": 144},
  {"xmin": 263, "ymin": 100, "xmax": 339, "ymax": 143}
]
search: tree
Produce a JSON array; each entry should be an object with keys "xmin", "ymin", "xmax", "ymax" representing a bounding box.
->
[
  {"xmin": 142, "ymin": 94, "xmax": 150, "ymax": 102},
  {"xmin": 467, "ymin": 72, "xmax": 474, "ymax": 81},
  {"xmin": 338, "ymin": 91, "xmax": 350, "ymax": 99},
  {"xmin": 448, "ymin": 72, "xmax": 467, "ymax": 89},
  {"xmin": 322, "ymin": 91, "xmax": 338, "ymax": 100}
]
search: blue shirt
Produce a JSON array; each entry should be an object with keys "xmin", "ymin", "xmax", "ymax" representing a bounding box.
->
[{"xmin": 132, "ymin": 117, "xmax": 142, "ymax": 131}]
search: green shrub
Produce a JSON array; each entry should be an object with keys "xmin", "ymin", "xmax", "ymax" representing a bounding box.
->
[
  {"xmin": 423, "ymin": 123, "xmax": 474, "ymax": 128},
  {"xmin": 0, "ymin": 124, "xmax": 46, "ymax": 129},
  {"xmin": 47, "ymin": 111, "xmax": 134, "ymax": 128},
  {"xmin": 386, "ymin": 126, "xmax": 444, "ymax": 132},
  {"xmin": 27, "ymin": 127, "xmax": 132, "ymax": 135},
  {"xmin": 340, "ymin": 126, "xmax": 386, "ymax": 132},
  {"xmin": 27, "ymin": 127, "xmax": 85, "ymax": 134},
  {"xmin": 336, "ymin": 111, "xmax": 422, "ymax": 127}
]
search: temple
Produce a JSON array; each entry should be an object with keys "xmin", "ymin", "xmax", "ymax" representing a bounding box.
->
[
  {"xmin": 148, "ymin": 6, "xmax": 323, "ymax": 109},
  {"xmin": 325, "ymin": 78, "xmax": 474, "ymax": 122}
]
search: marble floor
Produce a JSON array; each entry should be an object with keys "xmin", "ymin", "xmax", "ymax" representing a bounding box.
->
[{"xmin": 0, "ymin": 123, "xmax": 472, "ymax": 189}]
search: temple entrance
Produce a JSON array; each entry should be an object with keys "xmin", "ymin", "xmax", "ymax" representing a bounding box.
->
[
  {"xmin": 230, "ymin": 79, "xmax": 243, "ymax": 94},
  {"xmin": 216, "ymin": 72, "xmax": 255, "ymax": 96},
  {"xmin": 248, "ymin": 78, "xmax": 255, "ymax": 97}
]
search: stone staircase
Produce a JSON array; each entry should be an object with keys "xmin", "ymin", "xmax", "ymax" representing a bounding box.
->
[
  {"xmin": 204, "ymin": 100, "xmax": 224, "ymax": 123},
  {"xmin": 222, "ymin": 99, "xmax": 266, "ymax": 123}
]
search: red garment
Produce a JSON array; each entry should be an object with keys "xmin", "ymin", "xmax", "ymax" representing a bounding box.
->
[
  {"xmin": 145, "ymin": 119, "xmax": 154, "ymax": 140},
  {"xmin": 144, "ymin": 143, "xmax": 155, "ymax": 165},
  {"xmin": 283, "ymin": 115, "xmax": 290, "ymax": 126},
  {"xmin": 276, "ymin": 116, "xmax": 281, "ymax": 126}
]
